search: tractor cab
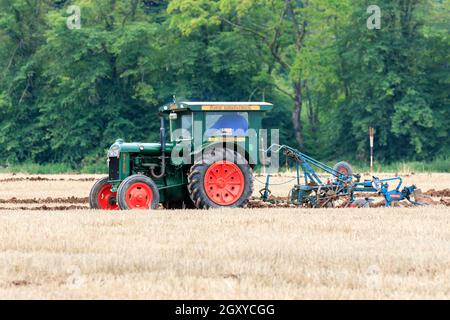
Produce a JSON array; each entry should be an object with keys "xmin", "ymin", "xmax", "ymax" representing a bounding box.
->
[
  {"xmin": 160, "ymin": 101, "xmax": 273, "ymax": 164},
  {"xmin": 90, "ymin": 101, "xmax": 273, "ymax": 211}
]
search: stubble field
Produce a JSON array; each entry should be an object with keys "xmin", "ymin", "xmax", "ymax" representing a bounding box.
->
[{"xmin": 0, "ymin": 172, "xmax": 449, "ymax": 299}]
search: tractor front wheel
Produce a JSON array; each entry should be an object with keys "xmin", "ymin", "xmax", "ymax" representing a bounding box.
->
[
  {"xmin": 188, "ymin": 149, "xmax": 253, "ymax": 209},
  {"xmin": 117, "ymin": 175, "xmax": 159, "ymax": 210},
  {"xmin": 89, "ymin": 176, "xmax": 119, "ymax": 210}
]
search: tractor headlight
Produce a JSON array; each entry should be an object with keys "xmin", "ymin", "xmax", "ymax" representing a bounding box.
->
[{"xmin": 108, "ymin": 145, "xmax": 120, "ymax": 158}]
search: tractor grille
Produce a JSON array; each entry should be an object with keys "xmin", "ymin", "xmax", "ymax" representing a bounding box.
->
[{"xmin": 108, "ymin": 157, "xmax": 120, "ymax": 180}]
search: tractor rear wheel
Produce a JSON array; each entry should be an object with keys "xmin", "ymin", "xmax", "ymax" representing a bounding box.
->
[
  {"xmin": 89, "ymin": 176, "xmax": 119, "ymax": 210},
  {"xmin": 187, "ymin": 149, "xmax": 253, "ymax": 209},
  {"xmin": 117, "ymin": 174, "xmax": 159, "ymax": 210}
]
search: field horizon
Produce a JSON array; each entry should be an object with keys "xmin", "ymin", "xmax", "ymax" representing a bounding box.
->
[{"xmin": 1, "ymin": 156, "xmax": 450, "ymax": 175}]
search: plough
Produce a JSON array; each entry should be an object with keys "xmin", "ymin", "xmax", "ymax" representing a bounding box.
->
[{"xmin": 261, "ymin": 144, "xmax": 422, "ymax": 208}]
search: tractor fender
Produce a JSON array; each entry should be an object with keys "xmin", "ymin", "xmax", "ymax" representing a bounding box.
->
[{"xmin": 191, "ymin": 142, "xmax": 255, "ymax": 167}]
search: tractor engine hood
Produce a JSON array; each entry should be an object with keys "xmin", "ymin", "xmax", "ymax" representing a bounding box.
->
[{"xmin": 108, "ymin": 139, "xmax": 174, "ymax": 157}]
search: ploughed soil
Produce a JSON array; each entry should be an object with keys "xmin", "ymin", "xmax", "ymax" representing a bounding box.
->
[
  {"xmin": 0, "ymin": 176, "xmax": 95, "ymax": 182},
  {"xmin": 0, "ymin": 205, "xmax": 89, "ymax": 211},
  {"xmin": 0, "ymin": 196, "xmax": 88, "ymax": 204},
  {"xmin": 248, "ymin": 188, "xmax": 450, "ymax": 209},
  {"xmin": 0, "ymin": 189, "xmax": 449, "ymax": 211},
  {"xmin": 424, "ymin": 188, "xmax": 450, "ymax": 197}
]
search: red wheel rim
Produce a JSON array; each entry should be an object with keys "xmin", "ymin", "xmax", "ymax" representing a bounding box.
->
[
  {"xmin": 204, "ymin": 161, "xmax": 245, "ymax": 206},
  {"xmin": 124, "ymin": 182, "xmax": 153, "ymax": 209},
  {"xmin": 97, "ymin": 184, "xmax": 118, "ymax": 210}
]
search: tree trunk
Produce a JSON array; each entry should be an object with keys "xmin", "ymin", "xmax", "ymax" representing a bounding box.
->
[
  {"xmin": 313, "ymin": 99, "xmax": 319, "ymax": 136},
  {"xmin": 292, "ymin": 81, "xmax": 304, "ymax": 148},
  {"xmin": 305, "ymin": 82, "xmax": 319, "ymax": 139}
]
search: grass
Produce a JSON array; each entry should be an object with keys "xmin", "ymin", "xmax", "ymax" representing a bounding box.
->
[
  {"xmin": 1, "ymin": 207, "xmax": 450, "ymax": 299},
  {"xmin": 350, "ymin": 156, "xmax": 450, "ymax": 174},
  {"xmin": 0, "ymin": 173, "xmax": 449, "ymax": 299},
  {"xmin": 0, "ymin": 162, "xmax": 107, "ymax": 174},
  {"xmin": 267, "ymin": 155, "xmax": 450, "ymax": 175}
]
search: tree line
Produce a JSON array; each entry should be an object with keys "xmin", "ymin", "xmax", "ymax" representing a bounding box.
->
[{"xmin": 0, "ymin": 0, "xmax": 448, "ymax": 168}]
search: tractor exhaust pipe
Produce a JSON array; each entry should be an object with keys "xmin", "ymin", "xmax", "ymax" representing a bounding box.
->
[
  {"xmin": 159, "ymin": 116, "xmax": 166, "ymax": 152},
  {"xmin": 150, "ymin": 116, "xmax": 166, "ymax": 179}
]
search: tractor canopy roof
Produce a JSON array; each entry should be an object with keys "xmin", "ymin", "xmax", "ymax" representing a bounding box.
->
[{"xmin": 159, "ymin": 101, "xmax": 273, "ymax": 113}]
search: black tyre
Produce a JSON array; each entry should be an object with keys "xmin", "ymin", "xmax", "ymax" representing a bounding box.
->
[
  {"xmin": 187, "ymin": 148, "xmax": 253, "ymax": 209},
  {"xmin": 117, "ymin": 174, "xmax": 159, "ymax": 210},
  {"xmin": 89, "ymin": 176, "xmax": 119, "ymax": 210},
  {"xmin": 332, "ymin": 161, "xmax": 353, "ymax": 178}
]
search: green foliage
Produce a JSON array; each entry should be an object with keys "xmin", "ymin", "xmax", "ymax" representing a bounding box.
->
[
  {"xmin": 331, "ymin": 0, "xmax": 449, "ymax": 161},
  {"xmin": 0, "ymin": 0, "xmax": 448, "ymax": 171}
]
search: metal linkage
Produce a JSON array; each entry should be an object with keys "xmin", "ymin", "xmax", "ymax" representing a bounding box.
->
[
  {"xmin": 262, "ymin": 144, "xmax": 421, "ymax": 208},
  {"xmin": 267, "ymin": 144, "xmax": 352, "ymax": 185}
]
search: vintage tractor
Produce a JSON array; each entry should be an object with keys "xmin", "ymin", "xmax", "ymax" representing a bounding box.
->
[{"xmin": 89, "ymin": 101, "xmax": 273, "ymax": 210}]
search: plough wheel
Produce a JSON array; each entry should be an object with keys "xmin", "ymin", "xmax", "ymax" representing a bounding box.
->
[
  {"xmin": 117, "ymin": 174, "xmax": 159, "ymax": 210},
  {"xmin": 89, "ymin": 176, "xmax": 119, "ymax": 210},
  {"xmin": 187, "ymin": 148, "xmax": 253, "ymax": 209},
  {"xmin": 333, "ymin": 161, "xmax": 353, "ymax": 178}
]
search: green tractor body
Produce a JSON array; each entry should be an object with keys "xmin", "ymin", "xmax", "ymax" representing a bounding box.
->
[{"xmin": 89, "ymin": 101, "xmax": 273, "ymax": 210}]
